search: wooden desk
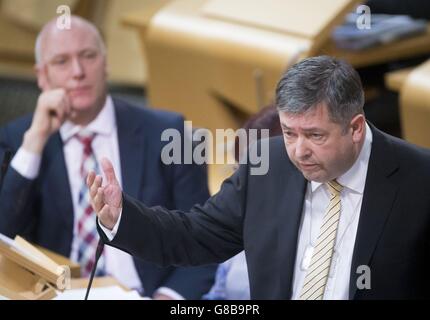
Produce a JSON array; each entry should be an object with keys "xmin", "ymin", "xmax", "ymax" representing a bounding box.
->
[
  {"xmin": 399, "ymin": 60, "xmax": 430, "ymax": 148},
  {"xmin": 35, "ymin": 245, "xmax": 81, "ymax": 278},
  {"xmin": 45, "ymin": 277, "xmax": 133, "ymax": 300},
  {"xmin": 383, "ymin": 60, "xmax": 430, "ymax": 148},
  {"xmin": 122, "ymin": 1, "xmax": 171, "ymax": 34},
  {"xmin": 385, "ymin": 68, "xmax": 414, "ymax": 92}
]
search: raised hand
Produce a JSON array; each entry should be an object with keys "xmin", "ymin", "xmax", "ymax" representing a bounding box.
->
[{"xmin": 87, "ymin": 158, "xmax": 123, "ymax": 230}]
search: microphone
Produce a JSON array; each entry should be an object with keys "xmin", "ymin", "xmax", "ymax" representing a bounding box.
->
[{"xmin": 84, "ymin": 239, "xmax": 104, "ymax": 300}]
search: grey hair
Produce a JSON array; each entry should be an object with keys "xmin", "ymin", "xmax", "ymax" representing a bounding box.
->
[
  {"xmin": 34, "ymin": 15, "xmax": 106, "ymax": 66},
  {"xmin": 276, "ymin": 56, "xmax": 365, "ymax": 128}
]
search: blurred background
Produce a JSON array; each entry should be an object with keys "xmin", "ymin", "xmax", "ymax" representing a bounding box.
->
[{"xmin": 0, "ymin": 0, "xmax": 429, "ymax": 192}]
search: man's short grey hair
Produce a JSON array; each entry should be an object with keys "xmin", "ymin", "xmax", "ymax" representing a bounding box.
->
[
  {"xmin": 34, "ymin": 15, "xmax": 106, "ymax": 66},
  {"xmin": 276, "ymin": 55, "xmax": 365, "ymax": 128}
]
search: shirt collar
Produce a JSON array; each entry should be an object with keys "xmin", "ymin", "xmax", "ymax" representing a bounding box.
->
[
  {"xmin": 60, "ymin": 96, "xmax": 115, "ymax": 142},
  {"xmin": 310, "ymin": 123, "xmax": 373, "ymax": 194}
]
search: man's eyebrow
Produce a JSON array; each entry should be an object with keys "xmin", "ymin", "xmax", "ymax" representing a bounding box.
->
[
  {"xmin": 301, "ymin": 128, "xmax": 325, "ymax": 133},
  {"xmin": 48, "ymin": 53, "xmax": 68, "ymax": 62},
  {"xmin": 80, "ymin": 47, "xmax": 99, "ymax": 52},
  {"xmin": 280, "ymin": 124, "xmax": 325, "ymax": 132},
  {"xmin": 51, "ymin": 53, "xmax": 67, "ymax": 58}
]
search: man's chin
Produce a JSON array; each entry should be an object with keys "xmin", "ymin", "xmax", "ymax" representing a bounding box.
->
[
  {"xmin": 301, "ymin": 170, "xmax": 328, "ymax": 183},
  {"xmin": 70, "ymin": 100, "xmax": 96, "ymax": 114},
  {"xmin": 71, "ymin": 98, "xmax": 92, "ymax": 108}
]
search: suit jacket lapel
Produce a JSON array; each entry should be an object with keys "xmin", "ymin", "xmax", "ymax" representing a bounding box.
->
[
  {"xmin": 277, "ymin": 162, "xmax": 307, "ymax": 299},
  {"xmin": 44, "ymin": 134, "xmax": 74, "ymax": 234},
  {"xmin": 349, "ymin": 125, "xmax": 400, "ymax": 299},
  {"xmin": 114, "ymin": 100, "xmax": 146, "ymax": 199}
]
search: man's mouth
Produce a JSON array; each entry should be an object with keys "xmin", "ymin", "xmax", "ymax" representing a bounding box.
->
[
  {"xmin": 69, "ymin": 86, "xmax": 91, "ymax": 96},
  {"xmin": 299, "ymin": 163, "xmax": 318, "ymax": 170}
]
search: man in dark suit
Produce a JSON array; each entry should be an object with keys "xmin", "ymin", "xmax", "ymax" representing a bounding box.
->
[
  {"xmin": 89, "ymin": 56, "xmax": 430, "ymax": 299},
  {"xmin": 0, "ymin": 15, "xmax": 215, "ymax": 300}
]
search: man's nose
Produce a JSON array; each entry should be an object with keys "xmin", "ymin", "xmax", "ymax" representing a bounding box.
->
[
  {"xmin": 295, "ymin": 136, "xmax": 311, "ymax": 159},
  {"xmin": 71, "ymin": 58, "xmax": 85, "ymax": 79}
]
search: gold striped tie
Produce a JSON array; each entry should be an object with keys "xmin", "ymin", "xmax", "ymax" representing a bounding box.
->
[{"xmin": 299, "ymin": 180, "xmax": 343, "ymax": 300}]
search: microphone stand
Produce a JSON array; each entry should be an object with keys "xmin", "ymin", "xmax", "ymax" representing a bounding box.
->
[{"xmin": 84, "ymin": 239, "xmax": 105, "ymax": 300}]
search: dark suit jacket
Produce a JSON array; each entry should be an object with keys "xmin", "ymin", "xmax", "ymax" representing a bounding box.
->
[
  {"xmin": 0, "ymin": 98, "xmax": 215, "ymax": 299},
  {"xmin": 102, "ymin": 125, "xmax": 430, "ymax": 299}
]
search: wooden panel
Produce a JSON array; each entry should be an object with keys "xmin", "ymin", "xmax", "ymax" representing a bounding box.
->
[
  {"xmin": 36, "ymin": 245, "xmax": 81, "ymax": 279},
  {"xmin": 0, "ymin": 0, "xmax": 110, "ymax": 78},
  {"xmin": 0, "ymin": 256, "xmax": 57, "ymax": 300},
  {"xmin": 106, "ymin": 0, "xmax": 172, "ymax": 85},
  {"xmin": 0, "ymin": 236, "xmax": 64, "ymax": 286},
  {"xmin": 1, "ymin": 0, "xmax": 106, "ymax": 30},
  {"xmin": 321, "ymin": 24, "xmax": 430, "ymax": 68},
  {"xmin": 384, "ymin": 68, "xmax": 413, "ymax": 92},
  {"xmin": 141, "ymin": 0, "xmax": 311, "ymax": 132},
  {"xmin": 0, "ymin": 17, "xmax": 36, "ymax": 61},
  {"xmin": 202, "ymin": 0, "xmax": 361, "ymax": 52},
  {"xmin": 1, "ymin": 0, "xmax": 77, "ymax": 30},
  {"xmin": 400, "ymin": 60, "xmax": 430, "ymax": 148}
]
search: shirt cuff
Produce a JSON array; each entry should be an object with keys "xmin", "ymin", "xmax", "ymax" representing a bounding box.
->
[
  {"xmin": 155, "ymin": 287, "xmax": 186, "ymax": 300},
  {"xmin": 10, "ymin": 147, "xmax": 42, "ymax": 180},
  {"xmin": 97, "ymin": 208, "xmax": 123, "ymax": 241}
]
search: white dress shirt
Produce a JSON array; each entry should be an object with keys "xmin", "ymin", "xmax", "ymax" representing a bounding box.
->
[
  {"xmin": 291, "ymin": 123, "xmax": 373, "ymax": 300},
  {"xmin": 11, "ymin": 96, "xmax": 183, "ymax": 299}
]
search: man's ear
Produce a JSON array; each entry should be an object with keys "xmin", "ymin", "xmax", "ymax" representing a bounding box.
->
[
  {"xmin": 35, "ymin": 64, "xmax": 50, "ymax": 91},
  {"xmin": 350, "ymin": 114, "xmax": 366, "ymax": 144},
  {"xmin": 103, "ymin": 56, "xmax": 109, "ymax": 78}
]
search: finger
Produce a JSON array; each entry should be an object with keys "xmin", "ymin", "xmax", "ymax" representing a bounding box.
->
[
  {"xmin": 90, "ymin": 175, "xmax": 103, "ymax": 199},
  {"xmin": 92, "ymin": 187, "xmax": 105, "ymax": 213},
  {"xmin": 101, "ymin": 158, "xmax": 118, "ymax": 185},
  {"xmin": 52, "ymin": 96, "xmax": 66, "ymax": 121},
  {"xmin": 94, "ymin": 187, "xmax": 105, "ymax": 213},
  {"xmin": 87, "ymin": 171, "xmax": 96, "ymax": 188},
  {"xmin": 89, "ymin": 175, "xmax": 101, "ymax": 199}
]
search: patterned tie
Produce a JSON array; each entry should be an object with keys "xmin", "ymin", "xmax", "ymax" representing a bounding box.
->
[
  {"xmin": 300, "ymin": 180, "xmax": 343, "ymax": 300},
  {"xmin": 75, "ymin": 131, "xmax": 106, "ymax": 277}
]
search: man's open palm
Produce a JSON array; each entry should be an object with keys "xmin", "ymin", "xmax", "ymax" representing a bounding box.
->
[{"xmin": 87, "ymin": 158, "xmax": 122, "ymax": 230}]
